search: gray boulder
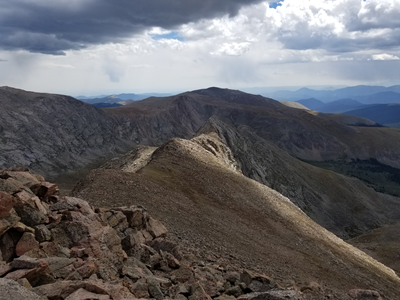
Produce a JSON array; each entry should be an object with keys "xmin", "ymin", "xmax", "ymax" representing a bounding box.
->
[{"xmin": 0, "ymin": 278, "xmax": 45, "ymax": 300}]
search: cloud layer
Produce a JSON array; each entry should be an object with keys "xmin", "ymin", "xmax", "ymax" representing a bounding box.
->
[
  {"xmin": 1, "ymin": 0, "xmax": 400, "ymax": 94},
  {"xmin": 0, "ymin": 0, "xmax": 263, "ymax": 54}
]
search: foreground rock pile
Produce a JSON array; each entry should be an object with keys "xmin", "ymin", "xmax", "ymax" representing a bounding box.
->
[{"xmin": 0, "ymin": 169, "xmax": 384, "ymax": 300}]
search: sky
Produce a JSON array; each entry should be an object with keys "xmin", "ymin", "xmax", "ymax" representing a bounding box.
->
[{"xmin": 0, "ymin": 0, "xmax": 400, "ymax": 96}]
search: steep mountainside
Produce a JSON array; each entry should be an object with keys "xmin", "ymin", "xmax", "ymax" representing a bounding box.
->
[
  {"xmin": 0, "ymin": 87, "xmax": 134, "ymax": 177},
  {"xmin": 108, "ymin": 87, "xmax": 400, "ymax": 169},
  {"xmin": 72, "ymin": 133, "xmax": 400, "ymax": 298},
  {"xmin": 196, "ymin": 117, "xmax": 400, "ymax": 238},
  {"xmin": 3, "ymin": 86, "xmax": 400, "ymax": 178},
  {"xmin": 350, "ymin": 222, "xmax": 400, "ymax": 275}
]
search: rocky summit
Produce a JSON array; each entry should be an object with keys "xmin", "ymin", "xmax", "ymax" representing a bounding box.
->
[
  {"xmin": 72, "ymin": 133, "xmax": 400, "ymax": 299},
  {"xmin": 0, "ymin": 168, "xmax": 355, "ymax": 300},
  {"xmin": 0, "ymin": 168, "xmax": 396, "ymax": 300}
]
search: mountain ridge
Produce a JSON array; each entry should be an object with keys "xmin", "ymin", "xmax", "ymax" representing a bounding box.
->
[
  {"xmin": 2, "ymin": 85, "xmax": 400, "ymax": 298},
  {"xmin": 2, "ymin": 85, "xmax": 400, "ymax": 177},
  {"xmin": 71, "ymin": 129, "xmax": 400, "ymax": 298}
]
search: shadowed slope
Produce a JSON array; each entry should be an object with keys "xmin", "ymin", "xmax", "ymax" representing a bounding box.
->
[
  {"xmin": 0, "ymin": 87, "xmax": 134, "ymax": 176},
  {"xmin": 350, "ymin": 222, "xmax": 400, "ymax": 276},
  {"xmin": 197, "ymin": 117, "xmax": 400, "ymax": 239},
  {"xmin": 72, "ymin": 134, "xmax": 400, "ymax": 298}
]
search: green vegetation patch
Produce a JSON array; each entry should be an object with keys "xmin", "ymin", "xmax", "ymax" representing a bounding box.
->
[{"xmin": 304, "ymin": 159, "xmax": 400, "ymax": 197}]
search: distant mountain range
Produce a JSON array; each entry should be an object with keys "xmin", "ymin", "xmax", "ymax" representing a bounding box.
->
[
  {"xmin": 264, "ymin": 85, "xmax": 400, "ymax": 103},
  {"xmin": 293, "ymin": 97, "xmax": 400, "ymax": 127},
  {"xmin": 344, "ymin": 104, "xmax": 400, "ymax": 127},
  {"xmin": 267, "ymin": 85, "xmax": 400, "ymax": 127},
  {"xmin": 77, "ymin": 92, "xmax": 172, "ymax": 105},
  {"xmin": 296, "ymin": 98, "xmax": 363, "ymax": 113},
  {"xmin": 92, "ymin": 102, "xmax": 123, "ymax": 108}
]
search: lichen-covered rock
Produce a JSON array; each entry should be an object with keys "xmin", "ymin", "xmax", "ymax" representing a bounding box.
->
[
  {"xmin": 34, "ymin": 224, "xmax": 51, "ymax": 242},
  {"xmin": 5, "ymin": 258, "xmax": 49, "ymax": 286},
  {"xmin": 164, "ymin": 251, "xmax": 181, "ymax": 269},
  {"xmin": 146, "ymin": 217, "xmax": 168, "ymax": 238},
  {"xmin": 172, "ymin": 266, "xmax": 195, "ymax": 283},
  {"xmin": 241, "ymin": 270, "xmax": 278, "ymax": 293},
  {"xmin": 0, "ymin": 178, "xmax": 24, "ymax": 195},
  {"xmin": 34, "ymin": 181, "xmax": 59, "ymax": 201},
  {"xmin": 13, "ymin": 222, "xmax": 35, "ymax": 234},
  {"xmin": 130, "ymin": 278, "xmax": 150, "ymax": 298},
  {"xmin": 13, "ymin": 202, "xmax": 47, "ymax": 228},
  {"xmin": 0, "ymin": 278, "xmax": 44, "ymax": 300},
  {"xmin": 0, "ymin": 192, "xmax": 16, "ymax": 218},
  {"xmin": 10, "ymin": 255, "xmax": 44, "ymax": 269},
  {"xmin": 0, "ymin": 209, "xmax": 20, "ymax": 237},
  {"xmin": 117, "ymin": 206, "xmax": 145, "ymax": 229},
  {"xmin": 148, "ymin": 279, "xmax": 164, "ymax": 300},
  {"xmin": 2, "ymin": 171, "xmax": 41, "ymax": 191},
  {"xmin": 149, "ymin": 237, "xmax": 182, "ymax": 260},
  {"xmin": 189, "ymin": 282, "xmax": 213, "ymax": 300},
  {"xmin": 65, "ymin": 288, "xmax": 111, "ymax": 300},
  {"xmin": 0, "ymin": 230, "xmax": 20, "ymax": 262},
  {"xmin": 15, "ymin": 232, "xmax": 39, "ymax": 256}
]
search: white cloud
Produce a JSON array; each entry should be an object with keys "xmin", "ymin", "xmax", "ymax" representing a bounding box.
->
[
  {"xmin": 372, "ymin": 53, "xmax": 400, "ymax": 60},
  {"xmin": 356, "ymin": 0, "xmax": 400, "ymax": 30},
  {"xmin": 211, "ymin": 42, "xmax": 250, "ymax": 56}
]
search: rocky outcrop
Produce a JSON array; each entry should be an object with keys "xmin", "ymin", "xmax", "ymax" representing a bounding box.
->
[
  {"xmin": 1, "ymin": 168, "xmax": 347, "ymax": 300},
  {"xmin": 72, "ymin": 136, "xmax": 400, "ymax": 299}
]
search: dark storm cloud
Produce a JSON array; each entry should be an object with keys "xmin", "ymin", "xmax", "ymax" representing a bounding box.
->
[{"xmin": 0, "ymin": 0, "xmax": 263, "ymax": 55}]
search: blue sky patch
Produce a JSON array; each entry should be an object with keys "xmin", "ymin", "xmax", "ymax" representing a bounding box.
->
[
  {"xmin": 151, "ymin": 31, "xmax": 184, "ymax": 41},
  {"xmin": 269, "ymin": 1, "xmax": 283, "ymax": 9}
]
